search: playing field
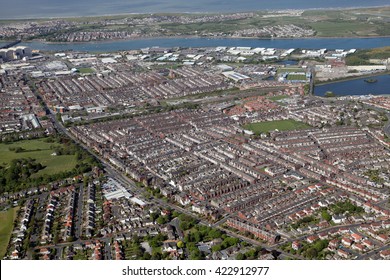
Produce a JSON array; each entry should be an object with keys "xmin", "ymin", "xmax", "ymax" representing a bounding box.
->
[
  {"xmin": 243, "ymin": 119, "xmax": 311, "ymax": 134},
  {"xmin": 0, "ymin": 138, "xmax": 77, "ymax": 176},
  {"xmin": 0, "ymin": 207, "xmax": 19, "ymax": 258},
  {"xmin": 287, "ymin": 74, "xmax": 307, "ymax": 81},
  {"xmin": 78, "ymin": 67, "xmax": 95, "ymax": 74},
  {"xmin": 277, "ymin": 68, "xmax": 305, "ymax": 75}
]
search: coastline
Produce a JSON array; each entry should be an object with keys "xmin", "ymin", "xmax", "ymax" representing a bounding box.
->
[{"xmin": 12, "ymin": 34, "xmax": 390, "ymax": 45}]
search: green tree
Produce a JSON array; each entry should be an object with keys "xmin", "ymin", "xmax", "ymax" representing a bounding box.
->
[
  {"xmin": 156, "ymin": 216, "xmax": 167, "ymax": 225},
  {"xmin": 189, "ymin": 248, "xmax": 203, "ymax": 260},
  {"xmin": 177, "ymin": 241, "xmax": 184, "ymax": 248},
  {"xmin": 305, "ymin": 248, "xmax": 318, "ymax": 259},
  {"xmin": 179, "ymin": 221, "xmax": 190, "ymax": 231},
  {"xmin": 321, "ymin": 210, "xmax": 332, "ymax": 222},
  {"xmin": 150, "ymin": 212, "xmax": 159, "ymax": 222},
  {"xmin": 208, "ymin": 229, "xmax": 223, "ymax": 239},
  {"xmin": 236, "ymin": 252, "xmax": 245, "ymax": 260}
]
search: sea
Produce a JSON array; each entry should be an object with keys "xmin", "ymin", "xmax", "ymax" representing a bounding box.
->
[{"xmin": 1, "ymin": 0, "xmax": 390, "ymax": 19}]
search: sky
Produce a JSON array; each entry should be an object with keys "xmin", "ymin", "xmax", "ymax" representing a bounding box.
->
[{"xmin": 1, "ymin": 0, "xmax": 389, "ymax": 19}]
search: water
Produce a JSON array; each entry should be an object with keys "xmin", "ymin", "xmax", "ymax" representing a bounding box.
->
[
  {"xmin": 21, "ymin": 37, "xmax": 390, "ymax": 52},
  {"xmin": 315, "ymin": 74, "xmax": 390, "ymax": 96},
  {"xmin": 277, "ymin": 60, "xmax": 299, "ymax": 66},
  {"xmin": 1, "ymin": 0, "xmax": 390, "ymax": 19}
]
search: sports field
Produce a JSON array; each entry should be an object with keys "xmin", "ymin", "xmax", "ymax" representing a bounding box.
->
[
  {"xmin": 0, "ymin": 207, "xmax": 19, "ymax": 258},
  {"xmin": 243, "ymin": 119, "xmax": 310, "ymax": 134},
  {"xmin": 78, "ymin": 67, "xmax": 95, "ymax": 74},
  {"xmin": 287, "ymin": 74, "xmax": 307, "ymax": 81},
  {"xmin": 0, "ymin": 138, "xmax": 77, "ymax": 176}
]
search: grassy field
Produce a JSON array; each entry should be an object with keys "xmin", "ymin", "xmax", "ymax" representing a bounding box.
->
[
  {"xmin": 287, "ymin": 74, "xmax": 307, "ymax": 81},
  {"xmin": 243, "ymin": 119, "xmax": 311, "ymax": 134},
  {"xmin": 78, "ymin": 67, "xmax": 95, "ymax": 74},
  {"xmin": 0, "ymin": 207, "xmax": 19, "ymax": 258},
  {"xmin": 346, "ymin": 47, "xmax": 390, "ymax": 65},
  {"xmin": 309, "ymin": 21, "xmax": 378, "ymax": 37},
  {"xmin": 0, "ymin": 139, "xmax": 77, "ymax": 177}
]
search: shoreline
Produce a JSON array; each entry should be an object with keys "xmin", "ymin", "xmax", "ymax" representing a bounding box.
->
[
  {"xmin": 0, "ymin": 5, "xmax": 389, "ymax": 20},
  {"xmin": 9, "ymin": 34, "xmax": 390, "ymax": 46}
]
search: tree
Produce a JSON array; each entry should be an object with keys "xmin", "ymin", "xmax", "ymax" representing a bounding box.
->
[
  {"xmin": 208, "ymin": 228, "xmax": 223, "ymax": 239},
  {"xmin": 150, "ymin": 212, "xmax": 159, "ymax": 222},
  {"xmin": 313, "ymin": 240, "xmax": 328, "ymax": 252},
  {"xmin": 189, "ymin": 248, "xmax": 203, "ymax": 260},
  {"xmin": 177, "ymin": 241, "xmax": 184, "ymax": 248},
  {"xmin": 236, "ymin": 252, "xmax": 245, "ymax": 260},
  {"xmin": 172, "ymin": 211, "xmax": 180, "ymax": 218},
  {"xmin": 192, "ymin": 231, "xmax": 202, "ymax": 243},
  {"xmin": 305, "ymin": 248, "xmax": 318, "ymax": 259},
  {"xmin": 245, "ymin": 249, "xmax": 257, "ymax": 259},
  {"xmin": 211, "ymin": 244, "xmax": 222, "ymax": 252},
  {"xmin": 142, "ymin": 252, "xmax": 151, "ymax": 260},
  {"xmin": 179, "ymin": 221, "xmax": 190, "ymax": 231},
  {"xmin": 151, "ymin": 252, "xmax": 162, "ymax": 260},
  {"xmin": 156, "ymin": 216, "xmax": 167, "ymax": 225},
  {"xmin": 321, "ymin": 210, "xmax": 332, "ymax": 222}
]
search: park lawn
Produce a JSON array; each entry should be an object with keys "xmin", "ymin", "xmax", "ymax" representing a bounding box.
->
[
  {"xmin": 78, "ymin": 67, "xmax": 95, "ymax": 74},
  {"xmin": 0, "ymin": 207, "xmax": 19, "ymax": 258},
  {"xmin": 243, "ymin": 119, "xmax": 311, "ymax": 134},
  {"xmin": 35, "ymin": 154, "xmax": 77, "ymax": 177},
  {"xmin": 0, "ymin": 139, "xmax": 77, "ymax": 176}
]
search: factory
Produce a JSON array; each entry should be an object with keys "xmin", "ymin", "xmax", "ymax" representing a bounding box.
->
[{"xmin": 0, "ymin": 46, "xmax": 32, "ymax": 62}]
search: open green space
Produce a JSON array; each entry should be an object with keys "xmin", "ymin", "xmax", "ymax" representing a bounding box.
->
[
  {"xmin": 0, "ymin": 138, "xmax": 77, "ymax": 177},
  {"xmin": 243, "ymin": 119, "xmax": 311, "ymax": 134},
  {"xmin": 308, "ymin": 21, "xmax": 378, "ymax": 37},
  {"xmin": 346, "ymin": 47, "xmax": 390, "ymax": 65},
  {"xmin": 277, "ymin": 68, "xmax": 305, "ymax": 75},
  {"xmin": 0, "ymin": 207, "xmax": 19, "ymax": 258},
  {"xmin": 287, "ymin": 74, "xmax": 307, "ymax": 81},
  {"xmin": 77, "ymin": 67, "xmax": 95, "ymax": 74}
]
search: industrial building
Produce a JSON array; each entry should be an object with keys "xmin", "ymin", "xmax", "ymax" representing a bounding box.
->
[{"xmin": 0, "ymin": 46, "xmax": 32, "ymax": 62}]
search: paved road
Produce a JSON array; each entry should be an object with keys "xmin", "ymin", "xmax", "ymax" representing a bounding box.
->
[
  {"xmin": 30, "ymin": 193, "xmax": 48, "ymax": 246},
  {"xmin": 74, "ymin": 185, "xmax": 84, "ymax": 239},
  {"xmin": 55, "ymin": 246, "xmax": 63, "ymax": 260},
  {"xmin": 357, "ymin": 244, "xmax": 390, "ymax": 260},
  {"xmin": 213, "ymin": 214, "xmax": 231, "ymax": 227},
  {"xmin": 104, "ymin": 241, "xmax": 112, "ymax": 260}
]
